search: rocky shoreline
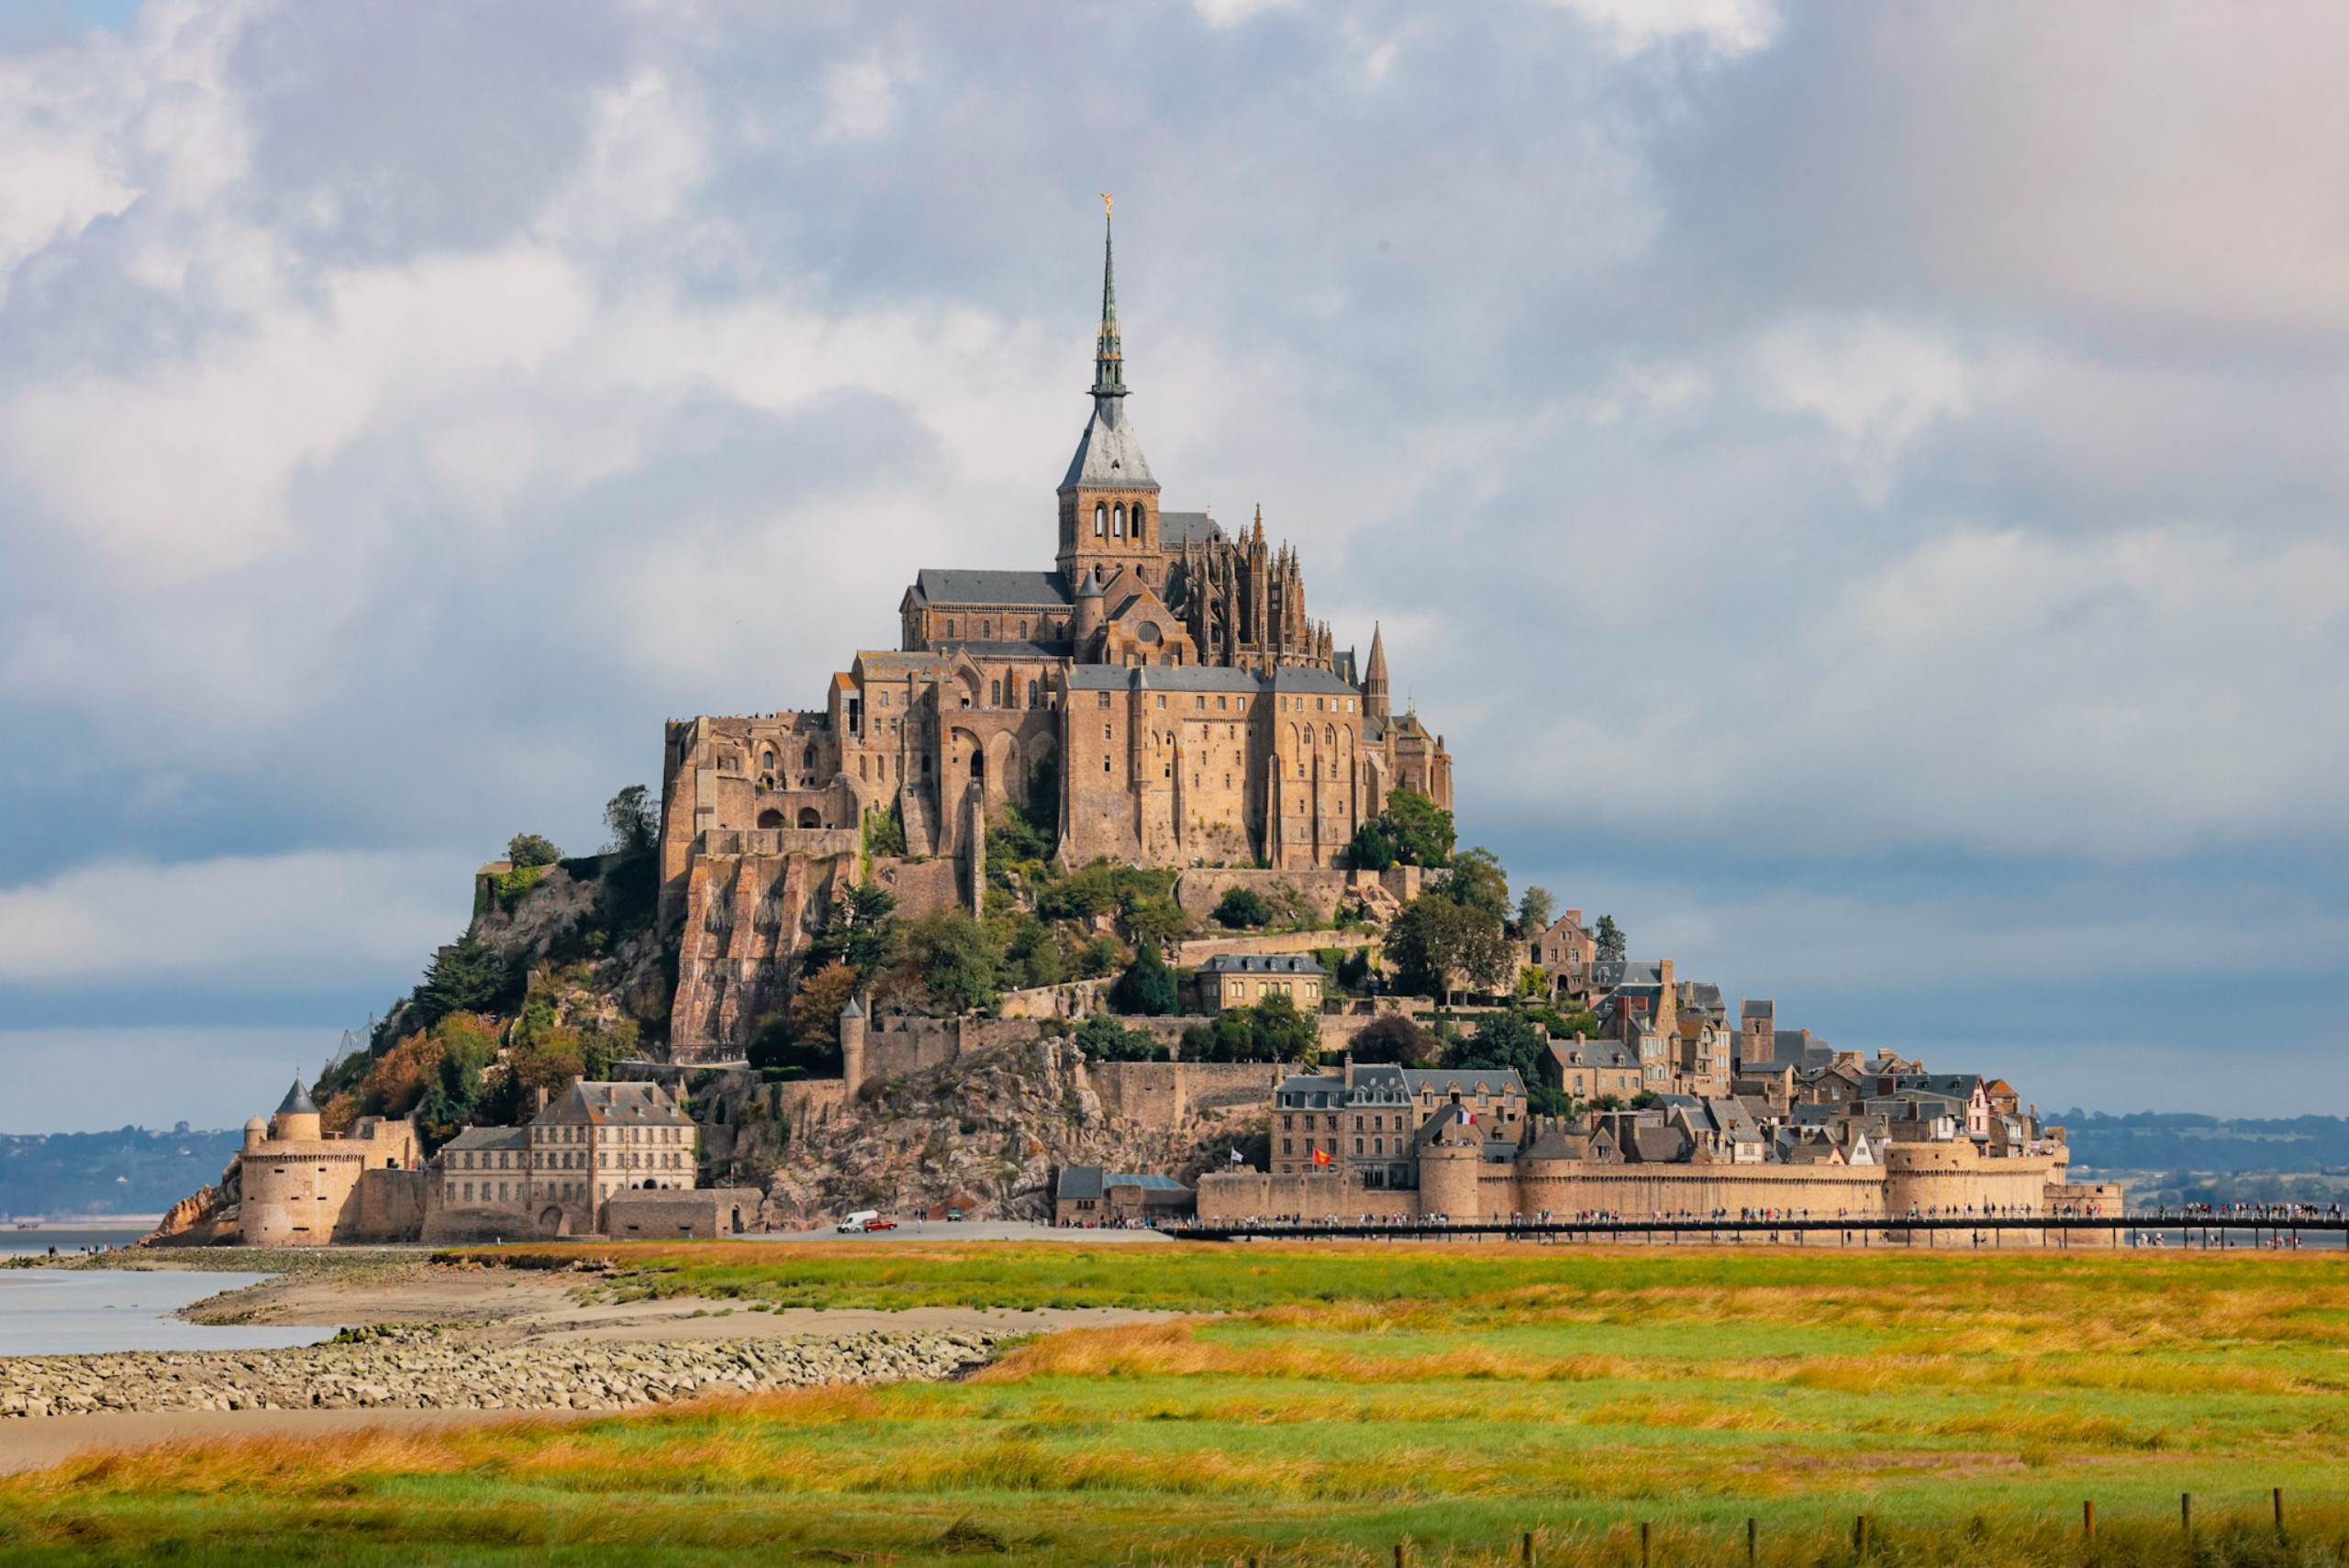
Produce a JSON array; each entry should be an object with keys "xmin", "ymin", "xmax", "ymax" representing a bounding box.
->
[{"xmin": 0, "ymin": 1327, "xmax": 999, "ymax": 1419}]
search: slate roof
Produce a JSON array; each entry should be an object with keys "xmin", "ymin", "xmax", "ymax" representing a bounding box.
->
[
  {"xmin": 1102, "ymin": 1173, "xmax": 1189, "ymax": 1191},
  {"xmin": 1067, "ymin": 664, "xmax": 1264, "ymax": 694},
  {"xmin": 440, "ymin": 1124, "xmax": 528, "ymax": 1153},
  {"xmin": 1057, "ymin": 1165, "xmax": 1105, "ymax": 1201},
  {"xmin": 932, "ymin": 640, "xmax": 1073, "ymax": 662},
  {"xmin": 911, "ymin": 569, "xmax": 1074, "ymax": 608},
  {"xmin": 540, "ymin": 1082, "xmax": 692, "ymax": 1127},
  {"xmin": 1400, "ymin": 1067, "xmax": 1526, "ymax": 1098},
  {"xmin": 1267, "ymin": 666, "xmax": 1360, "ymax": 695},
  {"xmin": 1063, "ymin": 397, "xmax": 1157, "ymax": 489},
  {"xmin": 1199, "ymin": 952, "xmax": 1327, "ymax": 975},
  {"xmin": 276, "ymin": 1078, "xmax": 317, "ymax": 1117},
  {"xmin": 1548, "ymin": 1040, "xmax": 1637, "ymax": 1069},
  {"xmin": 1159, "ymin": 511, "xmax": 1217, "ymax": 547}
]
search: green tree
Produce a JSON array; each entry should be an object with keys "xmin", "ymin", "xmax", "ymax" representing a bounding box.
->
[
  {"xmin": 603, "ymin": 784, "xmax": 658, "ymax": 856},
  {"xmin": 1074, "ymin": 1012, "xmax": 1161, "ymax": 1062},
  {"xmin": 506, "ymin": 833, "xmax": 561, "ymax": 869},
  {"xmin": 1384, "ymin": 788, "xmax": 1455, "ymax": 867},
  {"xmin": 1247, "ymin": 993, "xmax": 1321, "ymax": 1062},
  {"xmin": 1213, "ymin": 886, "xmax": 1272, "ymax": 929},
  {"xmin": 1001, "ymin": 915, "xmax": 1068, "ymax": 990},
  {"xmin": 1595, "ymin": 915, "xmax": 1627, "ymax": 963},
  {"xmin": 863, "ymin": 797, "xmax": 907, "ymax": 856},
  {"xmin": 1108, "ymin": 941, "xmax": 1179, "ymax": 1016},
  {"xmin": 906, "ymin": 909, "xmax": 1003, "ymax": 1015},
  {"xmin": 1386, "ymin": 894, "xmax": 1514, "ymax": 1003},
  {"xmin": 1348, "ymin": 1010, "xmax": 1437, "ymax": 1066},
  {"xmin": 1516, "ymin": 885, "xmax": 1555, "ymax": 936},
  {"xmin": 1445, "ymin": 847, "xmax": 1510, "ymax": 923},
  {"xmin": 1444, "ymin": 1007, "xmax": 1551, "ymax": 1084},
  {"xmin": 807, "ymin": 884, "xmax": 901, "ymax": 981},
  {"xmin": 410, "ymin": 932, "xmax": 512, "ymax": 1031},
  {"xmin": 1348, "ymin": 817, "xmax": 1398, "ymax": 871}
]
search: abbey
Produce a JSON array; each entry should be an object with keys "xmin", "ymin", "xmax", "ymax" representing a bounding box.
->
[{"xmin": 657, "ymin": 218, "xmax": 1450, "ymax": 1058}]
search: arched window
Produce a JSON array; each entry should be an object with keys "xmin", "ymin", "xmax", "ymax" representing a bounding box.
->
[
  {"xmin": 761, "ymin": 749, "xmax": 775, "ymax": 773},
  {"xmin": 1113, "ymin": 504, "xmax": 1125, "ymax": 537},
  {"xmin": 1018, "ymin": 620, "xmax": 1028, "ymax": 638},
  {"xmin": 982, "ymin": 619, "xmax": 992, "ymax": 639},
  {"xmin": 802, "ymin": 747, "xmax": 816, "ymax": 770},
  {"xmin": 757, "ymin": 809, "xmax": 784, "ymax": 830},
  {"xmin": 1095, "ymin": 503, "xmax": 1107, "ymax": 536},
  {"xmin": 945, "ymin": 618, "xmax": 956, "ymax": 637},
  {"xmin": 1028, "ymin": 679, "xmax": 1041, "ymax": 706},
  {"xmin": 1325, "ymin": 725, "xmax": 1335, "ymax": 747},
  {"xmin": 989, "ymin": 679, "xmax": 1001, "ymax": 706},
  {"xmin": 797, "ymin": 807, "xmax": 821, "ymax": 828},
  {"xmin": 1131, "ymin": 503, "xmax": 1146, "ymax": 539}
]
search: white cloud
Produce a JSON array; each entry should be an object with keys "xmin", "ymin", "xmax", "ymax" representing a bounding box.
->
[
  {"xmin": 818, "ymin": 53, "xmax": 907, "ymax": 142},
  {"xmin": 1547, "ymin": 0, "xmax": 1778, "ymax": 61},
  {"xmin": 0, "ymin": 851, "xmax": 472, "ymax": 988},
  {"xmin": 1745, "ymin": 316, "xmax": 1972, "ymax": 500}
]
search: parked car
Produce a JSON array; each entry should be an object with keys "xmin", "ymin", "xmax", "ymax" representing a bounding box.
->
[
  {"xmin": 946, "ymin": 1207, "xmax": 964, "ymax": 1223},
  {"xmin": 837, "ymin": 1210, "xmax": 880, "ymax": 1233},
  {"xmin": 860, "ymin": 1215, "xmax": 896, "ymax": 1231}
]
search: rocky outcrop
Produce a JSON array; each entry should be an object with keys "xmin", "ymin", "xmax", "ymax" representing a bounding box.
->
[
  {"xmin": 759, "ymin": 1037, "xmax": 1265, "ymax": 1227},
  {"xmin": 0, "ymin": 1328, "xmax": 996, "ymax": 1418}
]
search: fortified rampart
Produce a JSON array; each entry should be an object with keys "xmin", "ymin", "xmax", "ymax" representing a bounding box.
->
[{"xmin": 1197, "ymin": 1147, "xmax": 2076, "ymax": 1225}]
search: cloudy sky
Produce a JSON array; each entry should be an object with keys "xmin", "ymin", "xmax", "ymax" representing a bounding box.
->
[{"xmin": 3, "ymin": 0, "xmax": 2344, "ymax": 1132}]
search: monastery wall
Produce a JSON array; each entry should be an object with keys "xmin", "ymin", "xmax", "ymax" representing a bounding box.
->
[
  {"xmin": 1085, "ymin": 1061, "xmax": 1283, "ymax": 1129},
  {"xmin": 870, "ymin": 857, "xmax": 963, "ymax": 920}
]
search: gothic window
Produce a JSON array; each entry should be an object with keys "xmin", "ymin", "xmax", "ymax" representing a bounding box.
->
[
  {"xmin": 1028, "ymin": 680, "xmax": 1040, "ymax": 706},
  {"xmin": 990, "ymin": 679, "xmax": 1001, "ymax": 706},
  {"xmin": 982, "ymin": 620, "xmax": 992, "ymax": 639},
  {"xmin": 1018, "ymin": 620, "xmax": 1028, "ymax": 638},
  {"xmin": 946, "ymin": 619, "xmax": 956, "ymax": 637},
  {"xmin": 1095, "ymin": 503, "xmax": 1107, "ymax": 536},
  {"xmin": 1325, "ymin": 725, "xmax": 1335, "ymax": 747},
  {"xmin": 1132, "ymin": 503, "xmax": 1146, "ymax": 538},
  {"xmin": 1113, "ymin": 504, "xmax": 1126, "ymax": 537}
]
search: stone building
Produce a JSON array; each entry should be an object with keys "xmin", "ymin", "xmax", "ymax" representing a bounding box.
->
[
  {"xmin": 424, "ymin": 1081, "xmax": 698, "ymax": 1242},
  {"xmin": 1197, "ymin": 952, "xmax": 1326, "ymax": 1013},
  {"xmin": 237, "ymin": 1078, "xmax": 418, "ymax": 1246},
  {"xmin": 658, "ymin": 214, "xmax": 1453, "ymax": 1060}
]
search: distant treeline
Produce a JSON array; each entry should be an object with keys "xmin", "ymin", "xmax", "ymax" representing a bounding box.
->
[
  {"xmin": 2062, "ymin": 1110, "xmax": 2349, "ymax": 1178},
  {"xmin": 0, "ymin": 1127, "xmax": 240, "ymax": 1219}
]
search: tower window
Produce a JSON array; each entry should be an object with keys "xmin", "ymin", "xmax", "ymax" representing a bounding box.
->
[
  {"xmin": 1132, "ymin": 504, "xmax": 1146, "ymax": 538},
  {"xmin": 1095, "ymin": 503, "xmax": 1107, "ymax": 537},
  {"xmin": 1113, "ymin": 504, "xmax": 1125, "ymax": 537}
]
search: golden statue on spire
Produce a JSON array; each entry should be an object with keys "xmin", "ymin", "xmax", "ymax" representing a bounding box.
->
[{"xmin": 1101, "ymin": 192, "xmax": 1113, "ymax": 218}]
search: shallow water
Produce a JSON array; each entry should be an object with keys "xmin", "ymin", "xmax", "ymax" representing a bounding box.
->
[
  {"xmin": 0, "ymin": 1269, "xmax": 335, "ymax": 1356},
  {"xmin": 0, "ymin": 1227, "xmax": 152, "ymax": 1259}
]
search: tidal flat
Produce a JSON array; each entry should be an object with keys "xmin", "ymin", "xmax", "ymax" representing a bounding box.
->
[{"xmin": 4, "ymin": 1242, "xmax": 2347, "ymax": 1567}]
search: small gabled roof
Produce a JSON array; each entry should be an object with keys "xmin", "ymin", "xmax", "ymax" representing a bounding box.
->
[{"xmin": 1057, "ymin": 1164, "xmax": 1105, "ymax": 1200}]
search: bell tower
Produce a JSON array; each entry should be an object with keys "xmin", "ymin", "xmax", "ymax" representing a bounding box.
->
[{"xmin": 1057, "ymin": 196, "xmax": 1163, "ymax": 595}]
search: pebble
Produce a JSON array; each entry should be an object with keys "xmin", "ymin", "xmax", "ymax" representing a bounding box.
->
[{"xmin": 0, "ymin": 1328, "xmax": 998, "ymax": 1419}]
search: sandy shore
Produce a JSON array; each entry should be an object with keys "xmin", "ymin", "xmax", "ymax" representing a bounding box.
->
[{"xmin": 0, "ymin": 1245, "xmax": 1174, "ymax": 1473}]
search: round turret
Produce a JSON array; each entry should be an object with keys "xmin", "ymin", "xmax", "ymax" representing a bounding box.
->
[
  {"xmin": 272, "ymin": 1076, "xmax": 321, "ymax": 1142},
  {"xmin": 1072, "ymin": 568, "xmax": 1106, "ymax": 647},
  {"xmin": 242, "ymin": 1116, "xmax": 268, "ymax": 1151},
  {"xmin": 839, "ymin": 993, "xmax": 868, "ymax": 1096}
]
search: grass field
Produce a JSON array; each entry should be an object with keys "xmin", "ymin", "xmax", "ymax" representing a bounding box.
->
[{"xmin": 6, "ymin": 1242, "xmax": 2349, "ymax": 1566}]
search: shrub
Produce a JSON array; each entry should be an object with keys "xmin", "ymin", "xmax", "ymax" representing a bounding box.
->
[
  {"xmin": 1213, "ymin": 887, "xmax": 1272, "ymax": 929},
  {"xmin": 1350, "ymin": 1010, "xmax": 1438, "ymax": 1066},
  {"xmin": 1074, "ymin": 1012, "xmax": 1159, "ymax": 1062},
  {"xmin": 863, "ymin": 797, "xmax": 907, "ymax": 857},
  {"xmin": 1108, "ymin": 942, "xmax": 1178, "ymax": 1016},
  {"xmin": 905, "ymin": 909, "xmax": 1003, "ymax": 1015},
  {"xmin": 506, "ymin": 833, "xmax": 561, "ymax": 869}
]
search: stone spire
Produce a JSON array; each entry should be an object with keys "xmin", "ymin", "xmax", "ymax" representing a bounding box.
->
[
  {"xmin": 1364, "ymin": 622, "xmax": 1390, "ymax": 718},
  {"xmin": 1092, "ymin": 202, "xmax": 1124, "ymax": 402}
]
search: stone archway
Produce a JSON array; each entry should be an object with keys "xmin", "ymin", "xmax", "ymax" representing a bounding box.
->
[{"xmin": 797, "ymin": 806, "xmax": 821, "ymax": 828}]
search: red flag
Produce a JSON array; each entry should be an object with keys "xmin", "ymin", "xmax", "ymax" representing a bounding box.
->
[{"xmin": 1312, "ymin": 1147, "xmax": 1331, "ymax": 1167}]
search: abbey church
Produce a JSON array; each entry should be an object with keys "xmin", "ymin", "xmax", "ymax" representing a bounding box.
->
[{"xmin": 656, "ymin": 216, "xmax": 1452, "ymax": 1059}]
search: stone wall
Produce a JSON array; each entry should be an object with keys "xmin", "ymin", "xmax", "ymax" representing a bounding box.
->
[
  {"xmin": 1173, "ymin": 866, "xmax": 1424, "ymax": 923},
  {"xmin": 870, "ymin": 856, "xmax": 963, "ymax": 921},
  {"xmin": 1085, "ymin": 1061, "xmax": 1286, "ymax": 1128},
  {"xmin": 1174, "ymin": 930, "xmax": 1373, "ymax": 966},
  {"xmin": 1000, "ymin": 979, "xmax": 1111, "ymax": 1019},
  {"xmin": 1197, "ymin": 1149, "xmax": 2085, "ymax": 1226},
  {"xmin": 669, "ymin": 849, "xmax": 851, "ymax": 1062},
  {"xmin": 349, "ymin": 1168, "xmax": 428, "ymax": 1242},
  {"xmin": 601, "ymin": 1185, "xmax": 766, "ymax": 1239}
]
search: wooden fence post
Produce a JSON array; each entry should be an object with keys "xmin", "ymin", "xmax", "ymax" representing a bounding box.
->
[
  {"xmin": 1396, "ymin": 1543, "xmax": 1407, "ymax": 1568},
  {"xmin": 1524, "ymin": 1532, "xmax": 1536, "ymax": 1568},
  {"xmin": 1854, "ymin": 1515, "xmax": 1869, "ymax": 1555},
  {"xmin": 2083, "ymin": 1500, "xmax": 2095, "ymax": 1542},
  {"xmin": 2181, "ymin": 1494, "xmax": 2193, "ymax": 1537},
  {"xmin": 1747, "ymin": 1518, "xmax": 1758, "ymax": 1568},
  {"xmin": 1641, "ymin": 1520, "xmax": 1652, "ymax": 1568},
  {"xmin": 2275, "ymin": 1487, "xmax": 2286, "ymax": 1537}
]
